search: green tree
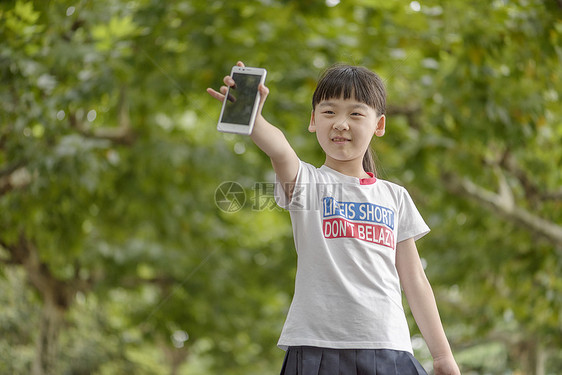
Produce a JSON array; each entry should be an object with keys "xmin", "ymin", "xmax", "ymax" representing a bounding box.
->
[
  {"xmin": 0, "ymin": 1, "xmax": 293, "ymax": 373},
  {"xmin": 1, "ymin": 0, "xmax": 561, "ymax": 374}
]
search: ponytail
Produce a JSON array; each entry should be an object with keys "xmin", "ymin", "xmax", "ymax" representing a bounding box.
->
[{"xmin": 362, "ymin": 147, "xmax": 377, "ymax": 177}]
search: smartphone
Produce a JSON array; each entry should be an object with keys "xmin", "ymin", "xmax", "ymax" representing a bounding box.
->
[{"xmin": 217, "ymin": 66, "xmax": 267, "ymax": 135}]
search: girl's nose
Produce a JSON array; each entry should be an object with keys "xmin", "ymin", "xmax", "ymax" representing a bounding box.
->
[{"xmin": 333, "ymin": 116, "xmax": 350, "ymax": 131}]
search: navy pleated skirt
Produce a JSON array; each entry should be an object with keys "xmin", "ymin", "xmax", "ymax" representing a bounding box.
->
[{"xmin": 279, "ymin": 346, "xmax": 428, "ymax": 375}]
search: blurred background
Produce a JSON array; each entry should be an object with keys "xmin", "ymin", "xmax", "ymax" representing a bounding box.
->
[{"xmin": 1, "ymin": 0, "xmax": 561, "ymax": 374}]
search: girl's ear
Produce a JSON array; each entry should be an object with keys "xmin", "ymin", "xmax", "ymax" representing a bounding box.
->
[
  {"xmin": 308, "ymin": 110, "xmax": 317, "ymax": 133},
  {"xmin": 374, "ymin": 115, "xmax": 386, "ymax": 137}
]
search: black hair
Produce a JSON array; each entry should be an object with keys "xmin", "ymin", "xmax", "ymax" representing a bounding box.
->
[{"xmin": 312, "ymin": 64, "xmax": 386, "ymax": 176}]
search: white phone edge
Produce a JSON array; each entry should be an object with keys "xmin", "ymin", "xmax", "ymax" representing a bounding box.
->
[{"xmin": 216, "ymin": 66, "xmax": 267, "ymax": 135}]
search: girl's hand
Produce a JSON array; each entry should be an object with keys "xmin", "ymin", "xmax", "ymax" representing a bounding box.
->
[
  {"xmin": 206, "ymin": 60, "xmax": 269, "ymax": 118},
  {"xmin": 433, "ymin": 355, "xmax": 461, "ymax": 375},
  {"xmin": 206, "ymin": 61, "xmax": 245, "ymax": 102}
]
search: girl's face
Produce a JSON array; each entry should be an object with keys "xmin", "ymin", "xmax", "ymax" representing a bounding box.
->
[{"xmin": 309, "ymin": 96, "xmax": 385, "ymax": 170}]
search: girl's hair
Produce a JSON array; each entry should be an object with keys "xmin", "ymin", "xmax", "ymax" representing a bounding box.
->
[{"xmin": 312, "ymin": 64, "xmax": 386, "ymax": 176}]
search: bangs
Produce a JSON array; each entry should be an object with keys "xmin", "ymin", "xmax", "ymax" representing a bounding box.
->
[{"xmin": 312, "ymin": 65, "xmax": 386, "ymax": 115}]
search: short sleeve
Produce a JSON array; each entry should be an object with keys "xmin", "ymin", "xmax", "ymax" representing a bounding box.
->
[
  {"xmin": 274, "ymin": 161, "xmax": 318, "ymax": 211},
  {"xmin": 396, "ymin": 188, "xmax": 430, "ymax": 243}
]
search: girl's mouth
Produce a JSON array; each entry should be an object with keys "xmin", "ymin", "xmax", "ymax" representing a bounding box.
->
[{"xmin": 331, "ymin": 137, "xmax": 350, "ymax": 143}]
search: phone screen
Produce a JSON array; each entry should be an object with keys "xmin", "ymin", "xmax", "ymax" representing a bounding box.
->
[{"xmin": 221, "ymin": 72, "xmax": 262, "ymax": 125}]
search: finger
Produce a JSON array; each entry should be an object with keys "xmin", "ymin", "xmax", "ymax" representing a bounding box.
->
[
  {"xmin": 257, "ymin": 83, "xmax": 269, "ymax": 111},
  {"xmin": 236, "ymin": 61, "xmax": 245, "ymax": 67},
  {"xmin": 223, "ymin": 75, "xmax": 236, "ymax": 88},
  {"xmin": 206, "ymin": 87, "xmax": 226, "ymax": 102},
  {"xmin": 258, "ymin": 83, "xmax": 269, "ymax": 101}
]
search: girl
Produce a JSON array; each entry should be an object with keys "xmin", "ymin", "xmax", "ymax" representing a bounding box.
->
[{"xmin": 207, "ymin": 62, "xmax": 461, "ymax": 375}]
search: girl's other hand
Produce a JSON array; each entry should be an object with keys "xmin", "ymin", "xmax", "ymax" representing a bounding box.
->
[{"xmin": 433, "ymin": 355, "xmax": 461, "ymax": 375}]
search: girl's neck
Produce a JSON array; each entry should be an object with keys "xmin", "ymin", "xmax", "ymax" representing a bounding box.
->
[{"xmin": 324, "ymin": 157, "xmax": 370, "ymax": 179}]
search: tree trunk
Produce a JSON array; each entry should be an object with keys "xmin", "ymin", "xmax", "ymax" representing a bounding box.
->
[
  {"xmin": 1, "ymin": 234, "xmax": 75, "ymax": 375},
  {"xmin": 509, "ymin": 338, "xmax": 547, "ymax": 375},
  {"xmin": 32, "ymin": 298, "xmax": 65, "ymax": 375},
  {"xmin": 535, "ymin": 342, "xmax": 546, "ymax": 375},
  {"xmin": 159, "ymin": 335, "xmax": 189, "ymax": 375}
]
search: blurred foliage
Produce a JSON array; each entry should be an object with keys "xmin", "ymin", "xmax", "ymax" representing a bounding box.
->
[{"xmin": 1, "ymin": 0, "xmax": 561, "ymax": 374}]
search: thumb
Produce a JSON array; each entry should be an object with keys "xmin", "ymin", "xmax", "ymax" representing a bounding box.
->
[{"xmin": 257, "ymin": 83, "xmax": 269, "ymax": 113}]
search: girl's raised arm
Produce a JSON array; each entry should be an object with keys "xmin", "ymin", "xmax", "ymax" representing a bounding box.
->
[{"xmin": 207, "ymin": 62, "xmax": 300, "ymax": 199}]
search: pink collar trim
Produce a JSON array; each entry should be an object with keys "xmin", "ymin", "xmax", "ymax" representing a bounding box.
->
[{"xmin": 360, "ymin": 172, "xmax": 377, "ymax": 185}]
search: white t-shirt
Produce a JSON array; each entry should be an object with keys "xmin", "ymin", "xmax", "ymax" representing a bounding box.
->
[{"xmin": 275, "ymin": 161, "xmax": 430, "ymax": 353}]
